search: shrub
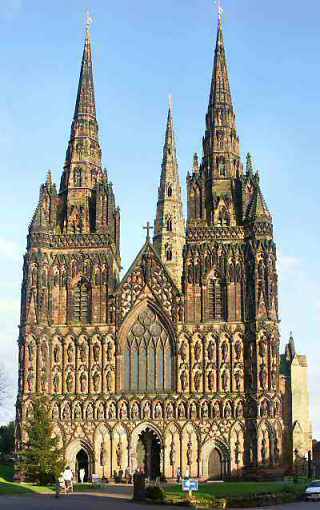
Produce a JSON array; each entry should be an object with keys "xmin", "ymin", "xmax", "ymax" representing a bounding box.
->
[{"xmin": 145, "ymin": 485, "xmax": 165, "ymax": 502}]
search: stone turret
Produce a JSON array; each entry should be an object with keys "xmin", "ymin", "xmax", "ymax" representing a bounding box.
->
[{"xmin": 153, "ymin": 100, "xmax": 185, "ymax": 289}]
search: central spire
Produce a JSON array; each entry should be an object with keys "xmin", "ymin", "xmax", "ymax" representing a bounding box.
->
[
  {"xmin": 73, "ymin": 17, "xmax": 96, "ymax": 121},
  {"xmin": 202, "ymin": 12, "xmax": 241, "ymax": 181}
]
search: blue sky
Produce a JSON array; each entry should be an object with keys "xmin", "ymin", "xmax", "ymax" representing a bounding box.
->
[{"xmin": 0, "ymin": 0, "xmax": 319, "ymax": 435}]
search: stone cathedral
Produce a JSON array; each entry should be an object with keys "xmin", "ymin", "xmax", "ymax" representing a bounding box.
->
[{"xmin": 16, "ymin": 15, "xmax": 312, "ymax": 481}]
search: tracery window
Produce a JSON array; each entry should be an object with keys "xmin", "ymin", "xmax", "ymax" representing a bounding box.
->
[
  {"xmin": 123, "ymin": 309, "xmax": 173, "ymax": 392},
  {"xmin": 208, "ymin": 272, "xmax": 226, "ymax": 321},
  {"xmin": 73, "ymin": 280, "xmax": 90, "ymax": 323}
]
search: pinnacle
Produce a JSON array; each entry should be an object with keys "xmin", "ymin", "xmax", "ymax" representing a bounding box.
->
[{"xmin": 246, "ymin": 153, "xmax": 254, "ymax": 175}]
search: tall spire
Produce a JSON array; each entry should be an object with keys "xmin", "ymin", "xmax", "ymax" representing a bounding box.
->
[
  {"xmin": 74, "ymin": 15, "xmax": 96, "ymax": 121},
  {"xmin": 202, "ymin": 11, "xmax": 241, "ymax": 181},
  {"xmin": 153, "ymin": 99, "xmax": 185, "ymax": 289}
]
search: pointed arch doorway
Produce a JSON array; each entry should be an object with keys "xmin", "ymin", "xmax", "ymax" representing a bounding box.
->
[
  {"xmin": 75, "ymin": 449, "xmax": 89, "ymax": 482},
  {"xmin": 136, "ymin": 428, "xmax": 161, "ymax": 480}
]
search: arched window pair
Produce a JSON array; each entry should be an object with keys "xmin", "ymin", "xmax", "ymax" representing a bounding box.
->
[
  {"xmin": 73, "ymin": 279, "xmax": 91, "ymax": 323},
  {"xmin": 123, "ymin": 309, "xmax": 173, "ymax": 392}
]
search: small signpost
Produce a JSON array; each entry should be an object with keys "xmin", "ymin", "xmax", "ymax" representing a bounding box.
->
[{"xmin": 182, "ymin": 479, "xmax": 199, "ymax": 499}]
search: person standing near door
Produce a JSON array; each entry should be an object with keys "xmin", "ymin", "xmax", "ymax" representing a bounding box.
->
[{"xmin": 79, "ymin": 468, "xmax": 85, "ymax": 484}]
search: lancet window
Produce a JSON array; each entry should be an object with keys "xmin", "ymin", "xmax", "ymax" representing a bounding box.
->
[{"xmin": 73, "ymin": 279, "xmax": 90, "ymax": 323}]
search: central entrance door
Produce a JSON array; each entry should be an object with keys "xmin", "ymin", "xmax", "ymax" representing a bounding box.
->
[
  {"xmin": 75, "ymin": 449, "xmax": 89, "ymax": 482},
  {"xmin": 208, "ymin": 447, "xmax": 223, "ymax": 480},
  {"xmin": 136, "ymin": 428, "xmax": 160, "ymax": 479}
]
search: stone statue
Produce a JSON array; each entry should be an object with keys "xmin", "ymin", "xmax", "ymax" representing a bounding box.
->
[
  {"xmin": 27, "ymin": 372, "xmax": 33, "ymax": 392},
  {"xmin": 207, "ymin": 341, "xmax": 215, "ymax": 361},
  {"xmin": 107, "ymin": 342, "xmax": 113, "ymax": 362},
  {"xmin": 179, "ymin": 342, "xmax": 187, "ymax": 361},
  {"xmin": 178, "ymin": 403, "xmax": 185, "ymax": 419},
  {"xmin": 79, "ymin": 343, "xmax": 87, "ymax": 363},
  {"xmin": 190, "ymin": 403, "xmax": 197, "ymax": 418},
  {"xmin": 93, "ymin": 343, "xmax": 100, "ymax": 362},
  {"xmin": 53, "ymin": 345, "xmax": 60, "ymax": 363},
  {"xmin": 52, "ymin": 405, "xmax": 59, "ymax": 420},
  {"xmin": 259, "ymin": 365, "xmax": 267, "ymax": 389},
  {"xmin": 187, "ymin": 439, "xmax": 193, "ymax": 466},
  {"xmin": 222, "ymin": 370, "xmax": 229, "ymax": 391},
  {"xmin": 259, "ymin": 340, "xmax": 266, "ymax": 358},
  {"xmin": 67, "ymin": 343, "xmax": 74, "ymax": 363},
  {"xmin": 154, "ymin": 403, "xmax": 162, "ymax": 419},
  {"xmin": 63, "ymin": 405, "xmax": 71, "ymax": 420},
  {"xmin": 208, "ymin": 371, "xmax": 214, "ymax": 391},
  {"xmin": 234, "ymin": 341, "xmax": 242, "ymax": 360},
  {"xmin": 28, "ymin": 343, "xmax": 34, "ymax": 362},
  {"xmin": 108, "ymin": 403, "xmax": 116, "ymax": 419},
  {"xmin": 41, "ymin": 372, "xmax": 47, "ymax": 392},
  {"xmin": 116, "ymin": 441, "xmax": 122, "ymax": 467},
  {"xmin": 221, "ymin": 342, "xmax": 228, "ymax": 362},
  {"xmin": 213, "ymin": 401, "xmax": 220, "ymax": 418},
  {"xmin": 166, "ymin": 403, "xmax": 174, "ymax": 419},
  {"xmin": 170, "ymin": 440, "xmax": 176, "ymax": 466},
  {"xmin": 97, "ymin": 404, "xmax": 104, "ymax": 420},
  {"xmin": 74, "ymin": 405, "xmax": 82, "ymax": 420},
  {"xmin": 131, "ymin": 403, "xmax": 139, "ymax": 420},
  {"xmin": 236, "ymin": 402, "xmax": 243, "ymax": 418},
  {"xmin": 106, "ymin": 371, "xmax": 113, "ymax": 392},
  {"xmin": 93, "ymin": 372, "xmax": 100, "ymax": 392},
  {"xmin": 202, "ymin": 402, "xmax": 209, "ymax": 419},
  {"xmin": 143, "ymin": 402, "xmax": 151, "ymax": 419},
  {"xmin": 235, "ymin": 371, "xmax": 241, "ymax": 391},
  {"xmin": 53, "ymin": 373, "xmax": 59, "ymax": 393},
  {"xmin": 271, "ymin": 368, "xmax": 277, "ymax": 388},
  {"xmin": 194, "ymin": 341, "xmax": 201, "ymax": 361},
  {"xmin": 80, "ymin": 372, "xmax": 87, "ymax": 393},
  {"xmin": 120, "ymin": 403, "xmax": 127, "ymax": 419},
  {"xmin": 86, "ymin": 404, "xmax": 93, "ymax": 420},
  {"xmin": 66, "ymin": 372, "xmax": 73, "ymax": 392},
  {"xmin": 224, "ymin": 402, "xmax": 232, "ymax": 418},
  {"xmin": 194, "ymin": 371, "xmax": 201, "ymax": 391},
  {"xmin": 41, "ymin": 343, "xmax": 48, "ymax": 363},
  {"xmin": 180, "ymin": 370, "xmax": 187, "ymax": 391}
]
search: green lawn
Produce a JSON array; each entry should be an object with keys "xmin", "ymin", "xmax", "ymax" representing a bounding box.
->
[
  {"xmin": 0, "ymin": 464, "xmax": 54, "ymax": 495},
  {"xmin": 165, "ymin": 481, "xmax": 308, "ymax": 502}
]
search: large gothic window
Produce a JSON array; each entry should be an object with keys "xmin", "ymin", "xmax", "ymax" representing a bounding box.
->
[
  {"xmin": 123, "ymin": 309, "xmax": 173, "ymax": 392},
  {"xmin": 73, "ymin": 279, "xmax": 90, "ymax": 323}
]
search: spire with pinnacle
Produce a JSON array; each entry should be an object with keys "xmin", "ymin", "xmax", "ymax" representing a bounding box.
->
[
  {"xmin": 153, "ymin": 99, "xmax": 185, "ymax": 289},
  {"xmin": 202, "ymin": 10, "xmax": 241, "ymax": 182}
]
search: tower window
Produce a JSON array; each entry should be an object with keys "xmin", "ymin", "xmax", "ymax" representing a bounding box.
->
[
  {"xmin": 73, "ymin": 280, "xmax": 90, "ymax": 323},
  {"xmin": 74, "ymin": 167, "xmax": 83, "ymax": 187},
  {"xmin": 167, "ymin": 185, "xmax": 172, "ymax": 197},
  {"xmin": 166, "ymin": 218, "xmax": 173, "ymax": 231},
  {"xmin": 166, "ymin": 247, "xmax": 173, "ymax": 261}
]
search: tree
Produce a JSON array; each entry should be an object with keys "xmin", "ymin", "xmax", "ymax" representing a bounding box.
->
[
  {"xmin": 0, "ymin": 421, "xmax": 15, "ymax": 456},
  {"xmin": 19, "ymin": 398, "xmax": 64, "ymax": 485}
]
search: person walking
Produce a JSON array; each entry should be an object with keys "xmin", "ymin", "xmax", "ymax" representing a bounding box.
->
[{"xmin": 63, "ymin": 466, "xmax": 74, "ymax": 495}]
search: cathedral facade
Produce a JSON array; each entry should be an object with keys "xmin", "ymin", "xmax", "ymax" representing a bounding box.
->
[{"xmin": 16, "ymin": 15, "xmax": 311, "ymax": 481}]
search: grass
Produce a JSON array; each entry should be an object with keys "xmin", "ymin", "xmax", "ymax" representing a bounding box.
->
[
  {"xmin": 165, "ymin": 481, "xmax": 308, "ymax": 503},
  {"xmin": 0, "ymin": 464, "xmax": 54, "ymax": 495}
]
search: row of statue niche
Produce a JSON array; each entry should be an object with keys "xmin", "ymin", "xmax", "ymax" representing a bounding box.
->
[
  {"xmin": 258, "ymin": 338, "xmax": 278, "ymax": 360},
  {"xmin": 180, "ymin": 368, "xmax": 239, "ymax": 392},
  {"xmin": 52, "ymin": 341, "xmax": 113, "ymax": 364},
  {"xmin": 179, "ymin": 339, "xmax": 242, "ymax": 363},
  {"xmin": 186, "ymin": 261, "xmax": 243, "ymax": 285},
  {"xmin": 51, "ymin": 371, "xmax": 113, "ymax": 394}
]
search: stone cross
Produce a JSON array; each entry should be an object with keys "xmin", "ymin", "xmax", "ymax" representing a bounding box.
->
[{"xmin": 143, "ymin": 221, "xmax": 153, "ymax": 242}]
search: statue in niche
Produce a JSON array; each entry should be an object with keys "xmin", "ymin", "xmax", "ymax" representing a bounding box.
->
[
  {"xmin": 271, "ymin": 368, "xmax": 277, "ymax": 388},
  {"xmin": 213, "ymin": 402, "xmax": 220, "ymax": 418},
  {"xmin": 79, "ymin": 343, "xmax": 87, "ymax": 363},
  {"xmin": 261, "ymin": 437, "xmax": 267, "ymax": 464},
  {"xmin": 66, "ymin": 373, "xmax": 73, "ymax": 392},
  {"xmin": 53, "ymin": 345, "xmax": 60, "ymax": 363},
  {"xmin": 53, "ymin": 373, "xmax": 59, "ymax": 393},
  {"xmin": 170, "ymin": 440, "xmax": 176, "ymax": 466},
  {"xmin": 234, "ymin": 341, "xmax": 242, "ymax": 360},
  {"xmin": 187, "ymin": 264, "xmax": 194, "ymax": 284},
  {"xmin": 202, "ymin": 402, "xmax": 209, "ymax": 419},
  {"xmin": 180, "ymin": 370, "xmax": 187, "ymax": 391},
  {"xmin": 178, "ymin": 403, "xmax": 185, "ymax": 419},
  {"xmin": 166, "ymin": 403, "xmax": 174, "ymax": 419},
  {"xmin": 108, "ymin": 403, "xmax": 116, "ymax": 419},
  {"xmin": 93, "ymin": 343, "xmax": 100, "ymax": 362},
  {"xmin": 236, "ymin": 402, "xmax": 243, "ymax": 418},
  {"xmin": 259, "ymin": 364, "xmax": 267, "ymax": 389},
  {"xmin": 224, "ymin": 402, "xmax": 232, "ymax": 418},
  {"xmin": 41, "ymin": 343, "xmax": 48, "ymax": 363},
  {"xmin": 208, "ymin": 371, "xmax": 214, "ymax": 391},
  {"xmin": 116, "ymin": 440, "xmax": 122, "ymax": 467},
  {"xmin": 80, "ymin": 372, "xmax": 87, "ymax": 393},
  {"xmin": 86, "ymin": 404, "xmax": 94, "ymax": 420},
  {"xmin": 194, "ymin": 341, "xmax": 201, "ymax": 362},
  {"xmin": 28, "ymin": 343, "xmax": 34, "ymax": 363},
  {"xmin": 119, "ymin": 403, "xmax": 127, "ymax": 419},
  {"xmin": 154, "ymin": 403, "xmax": 162, "ymax": 419},
  {"xmin": 143, "ymin": 402, "xmax": 151, "ymax": 419},
  {"xmin": 179, "ymin": 342, "xmax": 187, "ymax": 362},
  {"xmin": 63, "ymin": 405, "xmax": 71, "ymax": 420},
  {"xmin": 187, "ymin": 439, "xmax": 193, "ymax": 466},
  {"xmin": 97, "ymin": 404, "xmax": 104, "ymax": 420},
  {"xmin": 31, "ymin": 267, "xmax": 37, "ymax": 286},
  {"xmin": 142, "ymin": 252, "xmax": 152, "ymax": 283},
  {"xmin": 52, "ymin": 405, "xmax": 59, "ymax": 420},
  {"xmin": 207, "ymin": 341, "xmax": 215, "ymax": 361},
  {"xmin": 190, "ymin": 403, "xmax": 197, "ymax": 419},
  {"xmin": 194, "ymin": 372, "xmax": 201, "ymax": 391},
  {"xmin": 27, "ymin": 372, "xmax": 34, "ymax": 392},
  {"xmin": 259, "ymin": 340, "xmax": 266, "ymax": 358},
  {"xmin": 222, "ymin": 370, "xmax": 229, "ymax": 391},
  {"xmin": 93, "ymin": 372, "xmax": 100, "ymax": 392},
  {"xmin": 260, "ymin": 400, "xmax": 268, "ymax": 417},
  {"xmin": 74, "ymin": 405, "xmax": 82, "ymax": 420},
  {"xmin": 106, "ymin": 371, "xmax": 113, "ymax": 392},
  {"xmin": 107, "ymin": 342, "xmax": 113, "ymax": 362},
  {"xmin": 235, "ymin": 371, "xmax": 241, "ymax": 391},
  {"xmin": 67, "ymin": 344, "xmax": 74, "ymax": 363},
  {"xmin": 131, "ymin": 403, "xmax": 139, "ymax": 420},
  {"xmin": 221, "ymin": 342, "xmax": 228, "ymax": 362}
]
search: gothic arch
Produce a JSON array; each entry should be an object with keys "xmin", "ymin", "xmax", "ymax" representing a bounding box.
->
[
  {"xmin": 65, "ymin": 438, "xmax": 94, "ymax": 477},
  {"xmin": 201, "ymin": 438, "xmax": 230, "ymax": 480}
]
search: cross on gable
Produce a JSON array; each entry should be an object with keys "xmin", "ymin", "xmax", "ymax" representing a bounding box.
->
[{"xmin": 143, "ymin": 221, "xmax": 153, "ymax": 242}]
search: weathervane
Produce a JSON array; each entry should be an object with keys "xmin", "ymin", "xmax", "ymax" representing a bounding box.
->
[
  {"xmin": 215, "ymin": 0, "xmax": 223, "ymax": 25},
  {"xmin": 86, "ymin": 10, "xmax": 93, "ymax": 32}
]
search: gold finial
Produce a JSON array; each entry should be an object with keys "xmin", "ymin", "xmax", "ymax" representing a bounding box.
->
[{"xmin": 86, "ymin": 10, "xmax": 93, "ymax": 32}]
